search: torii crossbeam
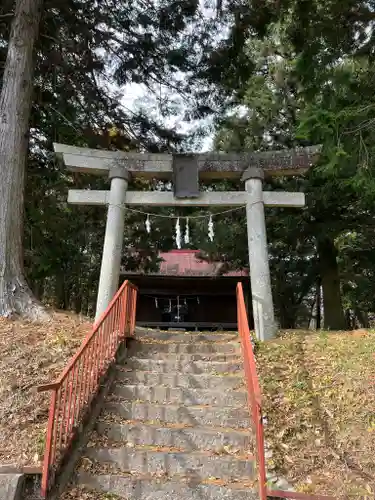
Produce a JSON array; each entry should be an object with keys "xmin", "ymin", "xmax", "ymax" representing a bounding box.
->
[{"xmin": 54, "ymin": 143, "xmax": 321, "ymax": 341}]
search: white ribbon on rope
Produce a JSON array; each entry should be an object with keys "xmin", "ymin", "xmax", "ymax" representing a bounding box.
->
[
  {"xmin": 184, "ymin": 217, "xmax": 190, "ymax": 245},
  {"xmin": 208, "ymin": 215, "xmax": 214, "ymax": 242},
  {"xmin": 175, "ymin": 217, "xmax": 182, "ymax": 249}
]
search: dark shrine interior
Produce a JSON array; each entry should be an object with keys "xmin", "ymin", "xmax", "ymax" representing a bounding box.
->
[{"xmin": 121, "ymin": 275, "xmax": 252, "ymax": 331}]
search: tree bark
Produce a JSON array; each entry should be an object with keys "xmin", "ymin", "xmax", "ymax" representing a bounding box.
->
[
  {"xmin": 278, "ymin": 299, "xmax": 297, "ymax": 329},
  {"xmin": 0, "ymin": 0, "xmax": 48, "ymax": 319},
  {"xmin": 354, "ymin": 307, "xmax": 369, "ymax": 329},
  {"xmin": 316, "ymin": 277, "xmax": 321, "ymax": 329},
  {"xmin": 273, "ymin": 267, "xmax": 297, "ymax": 329},
  {"xmin": 317, "ymin": 236, "xmax": 346, "ymax": 330}
]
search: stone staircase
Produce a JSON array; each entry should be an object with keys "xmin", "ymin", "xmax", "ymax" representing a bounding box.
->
[{"xmin": 63, "ymin": 329, "xmax": 258, "ymax": 499}]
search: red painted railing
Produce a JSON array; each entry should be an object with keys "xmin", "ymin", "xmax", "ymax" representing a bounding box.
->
[
  {"xmin": 236, "ymin": 283, "xmax": 335, "ymax": 500},
  {"xmin": 38, "ymin": 280, "xmax": 138, "ymax": 498}
]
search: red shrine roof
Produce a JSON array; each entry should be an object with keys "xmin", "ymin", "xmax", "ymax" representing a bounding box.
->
[{"xmin": 156, "ymin": 250, "xmax": 248, "ymax": 277}]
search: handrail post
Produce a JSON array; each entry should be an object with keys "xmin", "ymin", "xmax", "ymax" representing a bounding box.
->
[
  {"xmin": 41, "ymin": 389, "xmax": 58, "ymax": 497},
  {"xmin": 256, "ymin": 403, "xmax": 267, "ymax": 500},
  {"xmin": 120, "ymin": 286, "xmax": 128, "ymax": 337},
  {"xmin": 130, "ymin": 288, "xmax": 137, "ymax": 335}
]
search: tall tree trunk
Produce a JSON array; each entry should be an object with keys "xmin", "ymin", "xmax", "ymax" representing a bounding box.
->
[
  {"xmin": 345, "ymin": 309, "xmax": 353, "ymax": 329},
  {"xmin": 317, "ymin": 236, "xmax": 346, "ymax": 330},
  {"xmin": 354, "ymin": 307, "xmax": 369, "ymax": 329},
  {"xmin": 55, "ymin": 275, "xmax": 66, "ymax": 310},
  {"xmin": 273, "ymin": 269, "xmax": 296, "ymax": 329},
  {"xmin": 0, "ymin": 0, "xmax": 47, "ymax": 319},
  {"xmin": 316, "ymin": 277, "xmax": 321, "ymax": 329},
  {"xmin": 278, "ymin": 300, "xmax": 296, "ymax": 329},
  {"xmin": 32, "ymin": 279, "xmax": 45, "ymax": 301}
]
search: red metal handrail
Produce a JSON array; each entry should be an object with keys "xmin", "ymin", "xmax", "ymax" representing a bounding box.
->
[
  {"xmin": 236, "ymin": 283, "xmax": 267, "ymax": 500},
  {"xmin": 38, "ymin": 280, "xmax": 138, "ymax": 498},
  {"xmin": 236, "ymin": 283, "xmax": 335, "ymax": 500}
]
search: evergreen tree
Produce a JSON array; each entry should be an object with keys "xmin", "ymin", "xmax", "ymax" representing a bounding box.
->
[{"xmin": 0, "ymin": 0, "xmax": 220, "ymax": 318}]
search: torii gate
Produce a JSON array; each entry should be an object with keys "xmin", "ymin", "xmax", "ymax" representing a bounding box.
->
[{"xmin": 54, "ymin": 143, "xmax": 320, "ymax": 341}]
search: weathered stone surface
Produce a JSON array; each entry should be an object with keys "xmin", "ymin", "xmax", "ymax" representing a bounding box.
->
[
  {"xmin": 0, "ymin": 474, "xmax": 24, "ymax": 500},
  {"xmin": 64, "ymin": 328, "xmax": 256, "ymax": 500},
  {"xmin": 128, "ymin": 341, "xmax": 241, "ymax": 356},
  {"xmin": 135, "ymin": 331, "xmax": 238, "ymax": 343},
  {"xmin": 112, "ymin": 384, "xmax": 247, "ymax": 407},
  {"xmin": 104, "ymin": 401, "xmax": 251, "ymax": 428},
  {"xmin": 241, "ymin": 167, "xmax": 264, "ymax": 181},
  {"xmin": 95, "ymin": 173, "xmax": 128, "ymax": 320},
  {"xmin": 95, "ymin": 421, "xmax": 253, "ymax": 452},
  {"xmin": 124, "ymin": 358, "xmax": 242, "ymax": 374},
  {"xmin": 130, "ymin": 351, "xmax": 241, "ymax": 362},
  {"xmin": 115, "ymin": 369, "xmax": 244, "ymax": 390},
  {"xmin": 85, "ymin": 447, "xmax": 255, "ymax": 480},
  {"xmin": 68, "ymin": 189, "xmax": 305, "ymax": 208},
  {"xmin": 245, "ymin": 174, "xmax": 276, "ymax": 341},
  {"xmin": 76, "ymin": 473, "xmax": 259, "ymax": 500},
  {"xmin": 173, "ymin": 153, "xmax": 199, "ymax": 198},
  {"xmin": 55, "ymin": 142, "xmax": 321, "ymax": 179}
]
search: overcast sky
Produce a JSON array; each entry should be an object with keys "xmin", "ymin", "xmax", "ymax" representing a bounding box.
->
[
  {"xmin": 119, "ymin": 82, "xmax": 214, "ymax": 152},
  {"xmin": 117, "ymin": 1, "xmax": 218, "ymax": 152}
]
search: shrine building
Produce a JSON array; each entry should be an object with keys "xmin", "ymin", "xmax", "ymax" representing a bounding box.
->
[{"xmin": 121, "ymin": 250, "xmax": 251, "ymax": 331}]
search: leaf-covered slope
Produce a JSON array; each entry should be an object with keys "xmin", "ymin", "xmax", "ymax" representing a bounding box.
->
[
  {"xmin": 258, "ymin": 330, "xmax": 375, "ymax": 498},
  {"xmin": 0, "ymin": 313, "xmax": 91, "ymax": 467}
]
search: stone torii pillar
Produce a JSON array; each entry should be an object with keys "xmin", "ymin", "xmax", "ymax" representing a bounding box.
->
[
  {"xmin": 96, "ymin": 167, "xmax": 130, "ymax": 320},
  {"xmin": 54, "ymin": 143, "xmax": 321, "ymax": 340},
  {"xmin": 243, "ymin": 167, "xmax": 275, "ymax": 339}
]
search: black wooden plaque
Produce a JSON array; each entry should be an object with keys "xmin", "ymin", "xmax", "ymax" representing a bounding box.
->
[{"xmin": 172, "ymin": 154, "xmax": 199, "ymax": 198}]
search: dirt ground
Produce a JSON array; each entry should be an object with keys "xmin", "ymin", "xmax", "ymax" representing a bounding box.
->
[
  {"xmin": 0, "ymin": 312, "xmax": 92, "ymax": 468},
  {"xmin": 257, "ymin": 329, "xmax": 375, "ymax": 499},
  {"xmin": 1, "ymin": 317, "xmax": 375, "ymax": 499}
]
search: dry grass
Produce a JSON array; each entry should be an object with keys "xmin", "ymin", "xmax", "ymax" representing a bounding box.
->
[
  {"xmin": 257, "ymin": 329, "xmax": 375, "ymax": 498},
  {"xmin": 0, "ymin": 311, "xmax": 92, "ymax": 468},
  {"xmin": 60, "ymin": 487, "xmax": 122, "ymax": 499}
]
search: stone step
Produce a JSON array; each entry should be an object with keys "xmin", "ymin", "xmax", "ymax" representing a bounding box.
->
[
  {"xmin": 0, "ymin": 474, "xmax": 24, "ymax": 500},
  {"xmin": 76, "ymin": 473, "xmax": 258, "ymax": 500},
  {"xmin": 104, "ymin": 401, "xmax": 251, "ymax": 429},
  {"xmin": 84, "ymin": 448, "xmax": 255, "ymax": 481},
  {"xmin": 128, "ymin": 341, "xmax": 241, "ymax": 356},
  {"xmin": 127, "ymin": 350, "xmax": 241, "ymax": 363},
  {"xmin": 96, "ymin": 421, "xmax": 253, "ymax": 453},
  {"xmin": 115, "ymin": 369, "xmax": 244, "ymax": 390},
  {"xmin": 112, "ymin": 384, "xmax": 247, "ymax": 407},
  {"xmin": 125, "ymin": 358, "xmax": 242, "ymax": 374},
  {"xmin": 135, "ymin": 330, "xmax": 238, "ymax": 343}
]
